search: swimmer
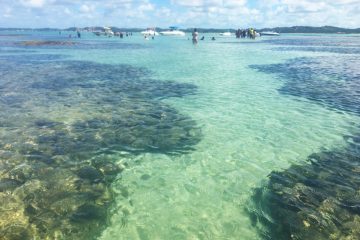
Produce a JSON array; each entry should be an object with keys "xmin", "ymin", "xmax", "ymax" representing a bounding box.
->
[{"xmin": 192, "ymin": 28, "xmax": 199, "ymax": 44}]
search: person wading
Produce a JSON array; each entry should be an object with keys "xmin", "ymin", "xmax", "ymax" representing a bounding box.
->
[{"xmin": 192, "ymin": 28, "xmax": 199, "ymax": 44}]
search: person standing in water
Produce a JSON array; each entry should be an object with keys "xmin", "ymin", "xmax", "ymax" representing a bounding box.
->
[{"xmin": 192, "ymin": 28, "xmax": 198, "ymax": 44}]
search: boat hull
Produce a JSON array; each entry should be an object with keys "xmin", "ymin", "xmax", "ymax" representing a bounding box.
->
[
  {"xmin": 260, "ymin": 32, "xmax": 280, "ymax": 36},
  {"xmin": 159, "ymin": 31, "xmax": 186, "ymax": 36}
]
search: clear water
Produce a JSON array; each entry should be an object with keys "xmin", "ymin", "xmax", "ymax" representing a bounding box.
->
[{"xmin": 1, "ymin": 32, "xmax": 359, "ymax": 240}]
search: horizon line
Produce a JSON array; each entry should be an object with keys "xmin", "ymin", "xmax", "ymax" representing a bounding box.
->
[{"xmin": 0, "ymin": 25, "xmax": 360, "ymax": 30}]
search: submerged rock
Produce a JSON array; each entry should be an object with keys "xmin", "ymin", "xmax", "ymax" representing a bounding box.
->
[
  {"xmin": 251, "ymin": 56, "xmax": 360, "ymax": 115},
  {"xmin": 0, "ymin": 178, "xmax": 22, "ymax": 192},
  {"xmin": 20, "ymin": 41, "xmax": 78, "ymax": 46},
  {"xmin": 247, "ymin": 139, "xmax": 360, "ymax": 240},
  {"xmin": 0, "ymin": 193, "xmax": 34, "ymax": 240},
  {"xmin": 0, "ymin": 54, "xmax": 201, "ymax": 239},
  {"xmin": 71, "ymin": 204, "xmax": 106, "ymax": 222},
  {"xmin": 78, "ymin": 166, "xmax": 104, "ymax": 183},
  {"xmin": 0, "ymin": 225, "xmax": 31, "ymax": 240}
]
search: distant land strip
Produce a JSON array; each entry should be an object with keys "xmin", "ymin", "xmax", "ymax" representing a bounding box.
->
[{"xmin": 1, "ymin": 26, "xmax": 360, "ymax": 34}]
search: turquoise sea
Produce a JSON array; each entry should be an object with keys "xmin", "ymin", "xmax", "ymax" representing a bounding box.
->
[{"xmin": 0, "ymin": 31, "xmax": 360, "ymax": 240}]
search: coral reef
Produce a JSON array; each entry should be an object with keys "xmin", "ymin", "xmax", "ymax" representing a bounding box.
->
[
  {"xmin": 248, "ymin": 139, "xmax": 360, "ymax": 240},
  {"xmin": 0, "ymin": 53, "xmax": 201, "ymax": 239},
  {"xmin": 20, "ymin": 41, "xmax": 78, "ymax": 46},
  {"xmin": 251, "ymin": 56, "xmax": 360, "ymax": 115}
]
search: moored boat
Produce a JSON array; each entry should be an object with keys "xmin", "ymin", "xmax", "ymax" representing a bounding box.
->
[
  {"xmin": 260, "ymin": 31, "xmax": 280, "ymax": 36},
  {"xmin": 141, "ymin": 28, "xmax": 159, "ymax": 36},
  {"xmin": 160, "ymin": 27, "xmax": 185, "ymax": 36},
  {"xmin": 219, "ymin": 32, "xmax": 232, "ymax": 36}
]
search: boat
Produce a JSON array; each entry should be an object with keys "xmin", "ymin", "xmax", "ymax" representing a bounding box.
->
[
  {"xmin": 160, "ymin": 27, "xmax": 186, "ymax": 36},
  {"xmin": 141, "ymin": 28, "xmax": 159, "ymax": 36},
  {"xmin": 93, "ymin": 27, "xmax": 114, "ymax": 37},
  {"xmin": 260, "ymin": 31, "xmax": 280, "ymax": 36},
  {"xmin": 103, "ymin": 27, "xmax": 114, "ymax": 37},
  {"xmin": 219, "ymin": 32, "xmax": 232, "ymax": 36}
]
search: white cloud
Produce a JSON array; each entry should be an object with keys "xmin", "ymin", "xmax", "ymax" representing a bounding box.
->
[
  {"xmin": 171, "ymin": 0, "xmax": 204, "ymax": 7},
  {"xmin": 79, "ymin": 4, "xmax": 95, "ymax": 13},
  {"xmin": 223, "ymin": 0, "xmax": 247, "ymax": 8},
  {"xmin": 3, "ymin": 6, "xmax": 13, "ymax": 17},
  {"xmin": 280, "ymin": 0, "xmax": 327, "ymax": 13},
  {"xmin": 156, "ymin": 7, "xmax": 171, "ymax": 17},
  {"xmin": 256, "ymin": 0, "xmax": 360, "ymax": 28},
  {"xmin": 20, "ymin": 0, "xmax": 46, "ymax": 8},
  {"xmin": 171, "ymin": 0, "xmax": 247, "ymax": 8},
  {"xmin": 0, "ymin": 0, "xmax": 358, "ymax": 28},
  {"xmin": 138, "ymin": 2, "xmax": 154, "ymax": 11},
  {"xmin": 64, "ymin": 7, "xmax": 71, "ymax": 15}
]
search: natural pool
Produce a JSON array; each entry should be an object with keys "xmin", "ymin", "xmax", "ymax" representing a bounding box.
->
[{"xmin": 0, "ymin": 32, "xmax": 359, "ymax": 239}]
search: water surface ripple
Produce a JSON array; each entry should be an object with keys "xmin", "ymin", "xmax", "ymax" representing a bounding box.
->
[
  {"xmin": 0, "ymin": 48, "xmax": 200, "ymax": 239},
  {"xmin": 0, "ymin": 32, "xmax": 360, "ymax": 240},
  {"xmin": 247, "ymin": 34, "xmax": 360, "ymax": 239}
]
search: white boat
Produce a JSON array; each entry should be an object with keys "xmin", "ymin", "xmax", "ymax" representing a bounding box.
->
[
  {"xmin": 141, "ymin": 28, "xmax": 159, "ymax": 36},
  {"xmin": 160, "ymin": 27, "xmax": 185, "ymax": 36},
  {"xmin": 104, "ymin": 27, "xmax": 114, "ymax": 37},
  {"xmin": 260, "ymin": 31, "xmax": 280, "ymax": 36},
  {"xmin": 220, "ymin": 32, "xmax": 232, "ymax": 36}
]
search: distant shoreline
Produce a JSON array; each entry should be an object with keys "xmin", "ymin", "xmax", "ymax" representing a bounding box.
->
[{"xmin": 1, "ymin": 26, "xmax": 360, "ymax": 34}]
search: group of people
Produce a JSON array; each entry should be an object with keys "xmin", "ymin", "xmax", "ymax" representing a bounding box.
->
[
  {"xmin": 235, "ymin": 28, "xmax": 257, "ymax": 39},
  {"xmin": 191, "ymin": 28, "xmax": 258, "ymax": 44},
  {"xmin": 116, "ymin": 32, "xmax": 129, "ymax": 38}
]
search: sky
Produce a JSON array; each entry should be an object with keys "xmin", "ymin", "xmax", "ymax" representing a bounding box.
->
[{"xmin": 0, "ymin": 0, "xmax": 359, "ymax": 28}]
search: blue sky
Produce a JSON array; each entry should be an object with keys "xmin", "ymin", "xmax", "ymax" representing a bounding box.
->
[{"xmin": 1, "ymin": 0, "xmax": 359, "ymax": 28}]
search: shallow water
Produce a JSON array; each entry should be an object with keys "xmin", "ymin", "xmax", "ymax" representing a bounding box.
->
[{"xmin": 0, "ymin": 32, "xmax": 360, "ymax": 239}]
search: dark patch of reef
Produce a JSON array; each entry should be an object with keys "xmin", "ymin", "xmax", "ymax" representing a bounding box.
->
[
  {"xmin": 272, "ymin": 46, "xmax": 360, "ymax": 55},
  {"xmin": 0, "ymin": 54, "xmax": 201, "ymax": 239},
  {"xmin": 250, "ymin": 56, "xmax": 360, "ymax": 115},
  {"xmin": 20, "ymin": 40, "xmax": 78, "ymax": 46},
  {"xmin": 0, "ymin": 39, "xmax": 146, "ymax": 50},
  {"xmin": 248, "ymin": 45, "xmax": 360, "ymax": 239},
  {"xmin": 263, "ymin": 37, "xmax": 360, "ymax": 48},
  {"xmin": 247, "ymin": 135, "xmax": 360, "ymax": 240},
  {"xmin": 265, "ymin": 32, "xmax": 360, "ymax": 54}
]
